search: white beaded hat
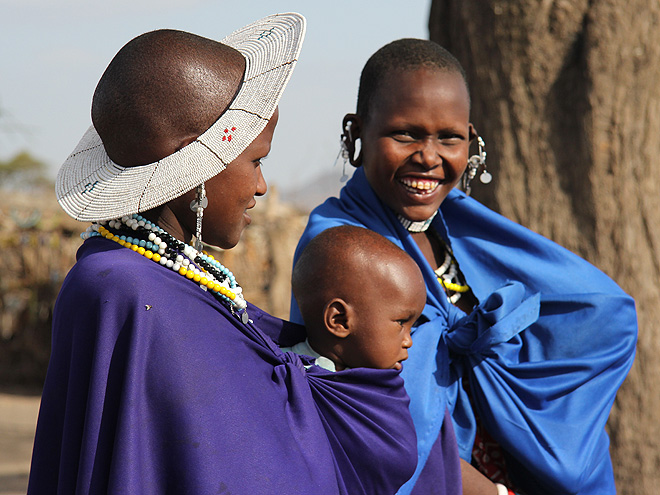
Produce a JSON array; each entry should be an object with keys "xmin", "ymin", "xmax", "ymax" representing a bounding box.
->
[{"xmin": 56, "ymin": 13, "xmax": 306, "ymax": 222}]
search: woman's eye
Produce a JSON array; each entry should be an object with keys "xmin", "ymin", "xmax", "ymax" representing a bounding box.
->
[
  {"xmin": 255, "ymin": 155, "xmax": 269, "ymax": 166},
  {"xmin": 392, "ymin": 131, "xmax": 416, "ymax": 142},
  {"xmin": 439, "ymin": 134, "xmax": 464, "ymax": 144}
]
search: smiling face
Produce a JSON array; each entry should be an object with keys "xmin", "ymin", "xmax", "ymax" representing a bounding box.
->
[
  {"xmin": 341, "ymin": 253, "xmax": 426, "ymax": 370},
  {"xmin": 358, "ymin": 67, "xmax": 472, "ymax": 222}
]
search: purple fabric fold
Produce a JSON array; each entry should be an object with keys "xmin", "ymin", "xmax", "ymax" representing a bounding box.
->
[{"xmin": 28, "ymin": 237, "xmax": 417, "ymax": 494}]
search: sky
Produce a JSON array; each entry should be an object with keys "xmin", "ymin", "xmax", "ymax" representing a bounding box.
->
[{"xmin": 0, "ymin": 0, "xmax": 431, "ymax": 192}]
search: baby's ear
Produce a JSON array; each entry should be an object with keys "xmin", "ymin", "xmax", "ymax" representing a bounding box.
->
[{"xmin": 323, "ymin": 298, "xmax": 351, "ymax": 339}]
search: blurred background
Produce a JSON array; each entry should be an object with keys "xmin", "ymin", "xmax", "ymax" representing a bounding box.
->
[{"xmin": 2, "ymin": 1, "xmax": 659, "ymax": 494}]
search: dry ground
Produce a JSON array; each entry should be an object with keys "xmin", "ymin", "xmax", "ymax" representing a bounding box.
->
[{"xmin": 0, "ymin": 391, "xmax": 40, "ymax": 494}]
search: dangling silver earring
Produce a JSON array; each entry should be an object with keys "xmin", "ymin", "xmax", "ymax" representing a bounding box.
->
[
  {"xmin": 335, "ymin": 121, "xmax": 356, "ymax": 182},
  {"xmin": 190, "ymin": 183, "xmax": 208, "ymax": 251},
  {"xmin": 462, "ymin": 136, "xmax": 491, "ymax": 196},
  {"xmin": 333, "ymin": 138, "xmax": 350, "ymax": 182}
]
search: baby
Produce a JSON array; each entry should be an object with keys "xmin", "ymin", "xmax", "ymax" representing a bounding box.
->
[{"xmin": 287, "ymin": 225, "xmax": 426, "ymax": 371}]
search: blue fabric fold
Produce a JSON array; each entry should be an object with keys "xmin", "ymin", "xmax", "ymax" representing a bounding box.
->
[
  {"xmin": 445, "ymin": 282, "xmax": 540, "ymax": 355},
  {"xmin": 291, "ymin": 167, "xmax": 637, "ymax": 495}
]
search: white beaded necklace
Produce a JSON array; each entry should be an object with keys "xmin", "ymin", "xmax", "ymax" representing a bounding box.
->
[
  {"xmin": 396, "ymin": 211, "xmax": 438, "ymax": 233},
  {"xmin": 82, "ymin": 214, "xmax": 249, "ymax": 322},
  {"xmin": 395, "ymin": 212, "xmax": 471, "ymax": 304}
]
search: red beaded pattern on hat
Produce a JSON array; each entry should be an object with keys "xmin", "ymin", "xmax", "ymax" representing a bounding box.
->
[{"xmin": 222, "ymin": 127, "xmax": 237, "ymax": 142}]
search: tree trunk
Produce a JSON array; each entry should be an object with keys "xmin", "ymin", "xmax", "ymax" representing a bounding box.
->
[{"xmin": 429, "ymin": 1, "xmax": 660, "ymax": 493}]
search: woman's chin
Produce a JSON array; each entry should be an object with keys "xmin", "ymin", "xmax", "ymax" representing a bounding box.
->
[
  {"xmin": 400, "ymin": 192, "xmax": 455, "ymax": 222},
  {"xmin": 397, "ymin": 204, "xmax": 441, "ymax": 223}
]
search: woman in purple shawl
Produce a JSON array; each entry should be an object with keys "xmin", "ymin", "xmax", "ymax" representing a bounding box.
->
[{"xmin": 28, "ymin": 15, "xmax": 417, "ymax": 495}]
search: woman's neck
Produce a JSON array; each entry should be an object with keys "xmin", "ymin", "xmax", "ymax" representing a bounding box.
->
[
  {"xmin": 411, "ymin": 231, "xmax": 478, "ymax": 313},
  {"xmin": 142, "ymin": 205, "xmax": 192, "ymax": 244}
]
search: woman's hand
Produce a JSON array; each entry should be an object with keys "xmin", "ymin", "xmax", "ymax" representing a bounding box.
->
[{"xmin": 460, "ymin": 459, "xmax": 500, "ymax": 495}]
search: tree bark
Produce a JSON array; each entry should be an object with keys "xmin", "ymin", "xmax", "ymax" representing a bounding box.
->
[{"xmin": 429, "ymin": 1, "xmax": 660, "ymax": 493}]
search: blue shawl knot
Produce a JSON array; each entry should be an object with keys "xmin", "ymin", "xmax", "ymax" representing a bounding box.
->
[{"xmin": 291, "ymin": 167, "xmax": 637, "ymax": 495}]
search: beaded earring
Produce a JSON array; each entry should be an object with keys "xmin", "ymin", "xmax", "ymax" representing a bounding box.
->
[
  {"xmin": 340, "ymin": 119, "xmax": 362, "ymax": 168},
  {"xmin": 333, "ymin": 121, "xmax": 354, "ymax": 182},
  {"xmin": 335, "ymin": 120, "xmax": 364, "ymax": 182},
  {"xmin": 333, "ymin": 138, "xmax": 350, "ymax": 183},
  {"xmin": 462, "ymin": 136, "xmax": 492, "ymax": 196},
  {"xmin": 190, "ymin": 183, "xmax": 208, "ymax": 251}
]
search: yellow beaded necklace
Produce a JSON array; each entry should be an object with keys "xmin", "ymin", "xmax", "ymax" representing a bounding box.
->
[
  {"xmin": 88, "ymin": 222, "xmax": 245, "ymax": 310},
  {"xmin": 396, "ymin": 211, "xmax": 472, "ymax": 303}
]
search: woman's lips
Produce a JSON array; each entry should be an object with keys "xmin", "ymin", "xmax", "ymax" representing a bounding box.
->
[
  {"xmin": 243, "ymin": 207, "xmax": 253, "ymax": 225},
  {"xmin": 244, "ymin": 198, "xmax": 257, "ymax": 224}
]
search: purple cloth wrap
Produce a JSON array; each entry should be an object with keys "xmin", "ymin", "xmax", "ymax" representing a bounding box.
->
[{"xmin": 28, "ymin": 237, "xmax": 417, "ymax": 494}]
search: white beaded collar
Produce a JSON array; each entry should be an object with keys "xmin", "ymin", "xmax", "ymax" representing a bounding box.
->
[{"xmin": 396, "ymin": 211, "xmax": 438, "ymax": 233}]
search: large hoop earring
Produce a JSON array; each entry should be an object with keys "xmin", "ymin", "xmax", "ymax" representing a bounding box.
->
[{"xmin": 462, "ymin": 136, "xmax": 491, "ymax": 196}]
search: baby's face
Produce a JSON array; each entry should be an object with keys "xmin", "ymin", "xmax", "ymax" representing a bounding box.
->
[{"xmin": 342, "ymin": 257, "xmax": 426, "ymax": 370}]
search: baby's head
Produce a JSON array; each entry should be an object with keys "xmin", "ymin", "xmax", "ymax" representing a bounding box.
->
[
  {"xmin": 292, "ymin": 225, "xmax": 426, "ymax": 370},
  {"xmin": 342, "ymin": 39, "xmax": 474, "ymax": 222}
]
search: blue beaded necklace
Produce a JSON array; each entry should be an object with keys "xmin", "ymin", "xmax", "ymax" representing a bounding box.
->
[{"xmin": 82, "ymin": 214, "xmax": 249, "ymax": 322}]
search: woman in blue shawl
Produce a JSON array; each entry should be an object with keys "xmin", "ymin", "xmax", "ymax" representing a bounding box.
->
[{"xmin": 291, "ymin": 38, "xmax": 637, "ymax": 495}]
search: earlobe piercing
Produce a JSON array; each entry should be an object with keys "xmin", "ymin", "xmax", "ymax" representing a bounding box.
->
[
  {"xmin": 338, "ymin": 119, "xmax": 362, "ymax": 171},
  {"xmin": 337, "ymin": 121, "xmax": 357, "ymax": 181},
  {"xmin": 462, "ymin": 136, "xmax": 491, "ymax": 196},
  {"xmin": 190, "ymin": 183, "xmax": 208, "ymax": 251}
]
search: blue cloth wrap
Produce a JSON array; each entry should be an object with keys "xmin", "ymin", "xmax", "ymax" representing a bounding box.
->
[{"xmin": 291, "ymin": 167, "xmax": 637, "ymax": 495}]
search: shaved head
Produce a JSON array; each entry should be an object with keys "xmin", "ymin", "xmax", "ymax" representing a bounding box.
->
[
  {"xmin": 92, "ymin": 29, "xmax": 245, "ymax": 166},
  {"xmin": 293, "ymin": 225, "xmax": 423, "ymax": 337},
  {"xmin": 292, "ymin": 225, "xmax": 426, "ymax": 370},
  {"xmin": 357, "ymin": 38, "xmax": 469, "ymax": 121}
]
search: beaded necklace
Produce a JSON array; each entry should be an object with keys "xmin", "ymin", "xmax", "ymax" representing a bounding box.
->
[
  {"xmin": 433, "ymin": 247, "xmax": 470, "ymax": 304},
  {"xmin": 396, "ymin": 213, "xmax": 471, "ymax": 304},
  {"xmin": 81, "ymin": 214, "xmax": 249, "ymax": 323},
  {"xmin": 396, "ymin": 212, "xmax": 437, "ymax": 233}
]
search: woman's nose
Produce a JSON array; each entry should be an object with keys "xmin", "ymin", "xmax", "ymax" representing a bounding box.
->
[
  {"xmin": 413, "ymin": 139, "xmax": 441, "ymax": 169},
  {"xmin": 255, "ymin": 165, "xmax": 268, "ymax": 196}
]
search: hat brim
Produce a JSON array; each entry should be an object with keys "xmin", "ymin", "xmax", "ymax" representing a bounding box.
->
[{"xmin": 56, "ymin": 13, "xmax": 306, "ymax": 222}]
